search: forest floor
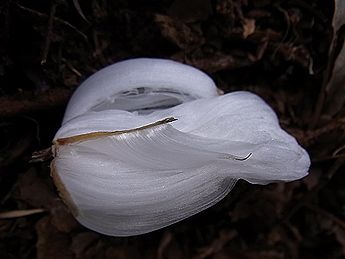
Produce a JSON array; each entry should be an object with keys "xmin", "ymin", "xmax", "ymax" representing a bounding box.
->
[{"xmin": 1, "ymin": 0, "xmax": 345, "ymax": 258}]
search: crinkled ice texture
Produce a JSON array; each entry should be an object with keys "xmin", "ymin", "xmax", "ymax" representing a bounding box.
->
[{"xmin": 53, "ymin": 58, "xmax": 310, "ymax": 236}]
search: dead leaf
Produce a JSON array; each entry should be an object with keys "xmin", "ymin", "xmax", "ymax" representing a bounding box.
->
[
  {"xmin": 168, "ymin": 0, "xmax": 212, "ymax": 23},
  {"xmin": 50, "ymin": 201, "xmax": 79, "ymax": 233},
  {"xmin": 155, "ymin": 14, "xmax": 204, "ymax": 50},
  {"xmin": 36, "ymin": 216, "xmax": 75, "ymax": 259},
  {"xmin": 156, "ymin": 231, "xmax": 173, "ymax": 259},
  {"xmin": 105, "ymin": 245, "xmax": 141, "ymax": 259},
  {"xmin": 243, "ymin": 18, "xmax": 256, "ymax": 38},
  {"xmin": 172, "ymin": 51, "xmax": 251, "ymax": 73},
  {"xmin": 324, "ymin": 0, "xmax": 345, "ymax": 116},
  {"xmin": 334, "ymin": 226, "xmax": 345, "ymax": 256},
  {"xmin": 70, "ymin": 232, "xmax": 100, "ymax": 259},
  {"xmin": 0, "ymin": 220, "xmax": 13, "ymax": 239},
  {"xmin": 15, "ymin": 167, "xmax": 79, "ymax": 232},
  {"xmin": 325, "ymin": 44, "xmax": 345, "ymax": 115},
  {"xmin": 0, "ymin": 118, "xmax": 36, "ymax": 169},
  {"xmin": 216, "ymin": 0, "xmax": 235, "ymax": 20},
  {"xmin": 156, "ymin": 236, "xmax": 184, "ymax": 259},
  {"xmin": 332, "ymin": 0, "xmax": 345, "ymax": 32},
  {"xmin": 212, "ymin": 249, "xmax": 283, "ymax": 259},
  {"xmin": 302, "ymin": 168, "xmax": 322, "ymax": 190},
  {"xmin": 195, "ymin": 230, "xmax": 237, "ymax": 259},
  {"xmin": 14, "ymin": 168, "xmax": 56, "ymax": 208},
  {"xmin": 72, "ymin": 0, "xmax": 89, "ymax": 23}
]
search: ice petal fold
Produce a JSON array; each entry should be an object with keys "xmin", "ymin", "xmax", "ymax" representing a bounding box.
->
[
  {"xmin": 62, "ymin": 58, "xmax": 218, "ymax": 123},
  {"xmin": 53, "ymin": 90, "xmax": 310, "ymax": 236}
]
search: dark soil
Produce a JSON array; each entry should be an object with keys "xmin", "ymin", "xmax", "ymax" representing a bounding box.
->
[{"xmin": 1, "ymin": 0, "xmax": 345, "ymax": 258}]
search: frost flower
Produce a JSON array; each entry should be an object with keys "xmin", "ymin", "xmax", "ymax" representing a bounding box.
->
[{"xmin": 52, "ymin": 58, "xmax": 310, "ymax": 236}]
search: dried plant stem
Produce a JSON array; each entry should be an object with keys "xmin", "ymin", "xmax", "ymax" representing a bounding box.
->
[
  {"xmin": 0, "ymin": 88, "xmax": 73, "ymax": 117},
  {"xmin": 0, "ymin": 208, "xmax": 45, "ymax": 219},
  {"xmin": 41, "ymin": 2, "xmax": 57, "ymax": 64},
  {"xmin": 15, "ymin": 3, "xmax": 88, "ymax": 41}
]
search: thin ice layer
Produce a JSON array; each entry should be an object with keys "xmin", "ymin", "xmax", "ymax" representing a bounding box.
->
[
  {"xmin": 54, "ymin": 130, "xmax": 238, "ymax": 236},
  {"xmin": 56, "ymin": 91, "xmax": 298, "ymax": 145},
  {"xmin": 63, "ymin": 58, "xmax": 218, "ymax": 123},
  {"xmin": 53, "ymin": 91, "xmax": 310, "ymax": 236}
]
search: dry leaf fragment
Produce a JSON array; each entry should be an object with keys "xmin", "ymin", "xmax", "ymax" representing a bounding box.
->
[
  {"xmin": 243, "ymin": 18, "xmax": 256, "ymax": 38},
  {"xmin": 72, "ymin": 0, "xmax": 89, "ymax": 23},
  {"xmin": 323, "ymin": 0, "xmax": 345, "ymax": 116},
  {"xmin": 332, "ymin": 0, "xmax": 345, "ymax": 32},
  {"xmin": 36, "ymin": 216, "xmax": 75, "ymax": 259},
  {"xmin": 325, "ymin": 44, "xmax": 345, "ymax": 115},
  {"xmin": 0, "ymin": 208, "xmax": 45, "ymax": 219},
  {"xmin": 155, "ymin": 14, "xmax": 204, "ymax": 50},
  {"xmin": 168, "ymin": 0, "xmax": 212, "ymax": 23}
]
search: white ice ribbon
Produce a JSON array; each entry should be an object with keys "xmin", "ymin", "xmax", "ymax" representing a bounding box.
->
[{"xmin": 52, "ymin": 58, "xmax": 310, "ymax": 236}]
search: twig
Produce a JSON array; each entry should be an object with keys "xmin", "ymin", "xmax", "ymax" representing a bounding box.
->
[
  {"xmin": 92, "ymin": 30, "xmax": 107, "ymax": 66},
  {"xmin": 0, "ymin": 88, "xmax": 73, "ymax": 117},
  {"xmin": 306, "ymin": 204, "xmax": 345, "ymax": 231},
  {"xmin": 304, "ymin": 117, "xmax": 345, "ymax": 144},
  {"xmin": 156, "ymin": 232, "xmax": 173, "ymax": 259},
  {"xmin": 0, "ymin": 208, "xmax": 46, "ymax": 219},
  {"xmin": 310, "ymin": 15, "xmax": 339, "ymax": 128},
  {"xmin": 272, "ymin": 4, "xmax": 291, "ymax": 59},
  {"xmin": 41, "ymin": 2, "xmax": 57, "ymax": 64},
  {"xmin": 313, "ymin": 154, "xmax": 345, "ymax": 163},
  {"xmin": 61, "ymin": 58, "xmax": 82, "ymax": 77},
  {"xmin": 310, "ymin": 57, "xmax": 334, "ymax": 129},
  {"xmin": 72, "ymin": 0, "xmax": 89, "ymax": 23},
  {"xmin": 289, "ymin": 0, "xmax": 327, "ymax": 22},
  {"xmin": 15, "ymin": 3, "xmax": 88, "ymax": 41},
  {"xmin": 194, "ymin": 231, "xmax": 237, "ymax": 259},
  {"xmin": 30, "ymin": 147, "xmax": 53, "ymax": 163},
  {"xmin": 287, "ymin": 117, "xmax": 345, "ymax": 147}
]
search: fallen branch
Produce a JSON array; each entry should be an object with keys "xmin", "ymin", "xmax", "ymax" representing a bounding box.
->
[
  {"xmin": 0, "ymin": 88, "xmax": 73, "ymax": 117},
  {"xmin": 15, "ymin": 3, "xmax": 88, "ymax": 41},
  {"xmin": 0, "ymin": 208, "xmax": 46, "ymax": 219}
]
